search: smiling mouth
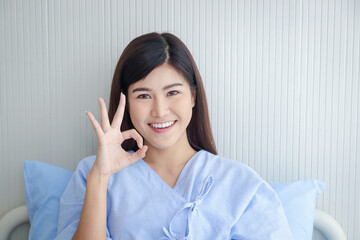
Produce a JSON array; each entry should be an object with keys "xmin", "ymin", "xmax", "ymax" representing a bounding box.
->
[{"xmin": 148, "ymin": 120, "xmax": 177, "ymax": 129}]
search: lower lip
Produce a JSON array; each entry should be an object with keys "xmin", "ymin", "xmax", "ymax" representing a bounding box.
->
[{"xmin": 148, "ymin": 121, "xmax": 177, "ymax": 133}]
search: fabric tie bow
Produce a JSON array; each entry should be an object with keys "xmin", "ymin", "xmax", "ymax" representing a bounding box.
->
[{"xmin": 160, "ymin": 176, "xmax": 214, "ymax": 240}]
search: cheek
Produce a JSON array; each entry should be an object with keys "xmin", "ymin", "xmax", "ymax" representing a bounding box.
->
[
  {"xmin": 128, "ymin": 102, "xmax": 145, "ymax": 125},
  {"xmin": 176, "ymin": 99, "xmax": 193, "ymax": 119}
]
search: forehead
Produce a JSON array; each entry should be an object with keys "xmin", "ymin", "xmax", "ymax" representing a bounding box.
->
[{"xmin": 129, "ymin": 64, "xmax": 188, "ymax": 90}]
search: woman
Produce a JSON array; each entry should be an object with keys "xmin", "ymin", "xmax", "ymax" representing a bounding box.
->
[{"xmin": 56, "ymin": 32, "xmax": 293, "ymax": 239}]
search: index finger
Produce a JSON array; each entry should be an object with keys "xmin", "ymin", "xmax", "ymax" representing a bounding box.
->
[
  {"xmin": 99, "ymin": 97, "xmax": 111, "ymax": 132},
  {"xmin": 111, "ymin": 92, "xmax": 126, "ymax": 129}
]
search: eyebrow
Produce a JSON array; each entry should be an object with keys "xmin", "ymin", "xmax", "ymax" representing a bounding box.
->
[{"xmin": 132, "ymin": 83, "xmax": 183, "ymax": 93}]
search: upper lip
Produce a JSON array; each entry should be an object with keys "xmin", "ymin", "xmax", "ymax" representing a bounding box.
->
[{"xmin": 148, "ymin": 120, "xmax": 176, "ymax": 125}]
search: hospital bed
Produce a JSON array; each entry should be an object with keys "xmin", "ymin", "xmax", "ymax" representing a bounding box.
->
[{"xmin": 0, "ymin": 205, "xmax": 347, "ymax": 240}]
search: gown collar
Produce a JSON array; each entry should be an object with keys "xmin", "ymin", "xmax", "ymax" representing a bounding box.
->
[{"xmin": 139, "ymin": 150, "xmax": 204, "ymax": 193}]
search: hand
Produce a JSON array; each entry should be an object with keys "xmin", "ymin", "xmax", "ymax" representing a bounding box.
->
[{"xmin": 85, "ymin": 93, "xmax": 148, "ymax": 177}]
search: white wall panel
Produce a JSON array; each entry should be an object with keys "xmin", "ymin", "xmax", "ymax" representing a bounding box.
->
[{"xmin": 0, "ymin": 0, "xmax": 359, "ymax": 239}]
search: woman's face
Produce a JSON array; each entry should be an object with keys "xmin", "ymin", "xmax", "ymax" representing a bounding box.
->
[{"xmin": 127, "ymin": 64, "xmax": 195, "ymax": 151}]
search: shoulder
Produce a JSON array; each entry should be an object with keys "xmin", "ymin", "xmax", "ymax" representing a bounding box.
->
[
  {"xmin": 74, "ymin": 155, "xmax": 97, "ymax": 175},
  {"xmin": 198, "ymin": 150, "xmax": 250, "ymax": 169},
  {"xmin": 196, "ymin": 150, "xmax": 275, "ymax": 201},
  {"xmin": 195, "ymin": 151, "xmax": 286, "ymax": 225},
  {"xmin": 198, "ymin": 150, "xmax": 263, "ymax": 184},
  {"xmin": 61, "ymin": 155, "xmax": 96, "ymax": 187}
]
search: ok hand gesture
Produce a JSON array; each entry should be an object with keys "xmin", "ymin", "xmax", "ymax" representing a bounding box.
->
[{"xmin": 85, "ymin": 93, "xmax": 148, "ymax": 177}]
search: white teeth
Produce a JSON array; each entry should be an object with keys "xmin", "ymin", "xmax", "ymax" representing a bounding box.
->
[{"xmin": 150, "ymin": 121, "xmax": 175, "ymax": 129}]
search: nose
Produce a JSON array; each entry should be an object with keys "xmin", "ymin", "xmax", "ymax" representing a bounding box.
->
[{"xmin": 151, "ymin": 96, "xmax": 169, "ymax": 118}]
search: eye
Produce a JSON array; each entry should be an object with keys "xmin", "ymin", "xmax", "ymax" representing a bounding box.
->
[
  {"xmin": 137, "ymin": 94, "xmax": 151, "ymax": 99},
  {"xmin": 167, "ymin": 90, "xmax": 179, "ymax": 96}
]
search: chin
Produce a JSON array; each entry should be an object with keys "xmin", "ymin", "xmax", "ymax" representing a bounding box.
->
[
  {"xmin": 145, "ymin": 137, "xmax": 179, "ymax": 150},
  {"xmin": 149, "ymin": 142, "xmax": 175, "ymax": 150},
  {"xmin": 143, "ymin": 131, "xmax": 189, "ymax": 151}
]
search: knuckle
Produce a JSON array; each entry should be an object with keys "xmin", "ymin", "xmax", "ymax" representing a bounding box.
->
[{"xmin": 133, "ymin": 130, "xmax": 141, "ymax": 138}]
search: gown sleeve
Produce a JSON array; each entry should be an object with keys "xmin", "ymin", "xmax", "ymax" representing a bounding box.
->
[
  {"xmin": 230, "ymin": 181, "xmax": 293, "ymax": 240},
  {"xmin": 55, "ymin": 156, "xmax": 112, "ymax": 240}
]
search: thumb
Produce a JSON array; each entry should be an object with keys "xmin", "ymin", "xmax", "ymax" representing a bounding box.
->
[{"xmin": 129, "ymin": 146, "xmax": 148, "ymax": 164}]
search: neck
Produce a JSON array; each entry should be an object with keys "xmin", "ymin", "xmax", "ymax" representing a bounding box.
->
[{"xmin": 143, "ymin": 138, "xmax": 197, "ymax": 171}]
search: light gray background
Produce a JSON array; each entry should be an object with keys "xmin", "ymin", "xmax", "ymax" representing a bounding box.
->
[{"xmin": 0, "ymin": 0, "xmax": 359, "ymax": 239}]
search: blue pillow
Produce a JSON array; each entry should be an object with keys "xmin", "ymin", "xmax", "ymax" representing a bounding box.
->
[
  {"xmin": 24, "ymin": 161, "xmax": 324, "ymax": 240},
  {"xmin": 269, "ymin": 179, "xmax": 325, "ymax": 240},
  {"xmin": 24, "ymin": 161, "xmax": 73, "ymax": 240}
]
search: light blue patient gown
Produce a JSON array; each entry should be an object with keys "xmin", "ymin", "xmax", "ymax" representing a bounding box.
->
[{"xmin": 56, "ymin": 150, "xmax": 293, "ymax": 239}]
